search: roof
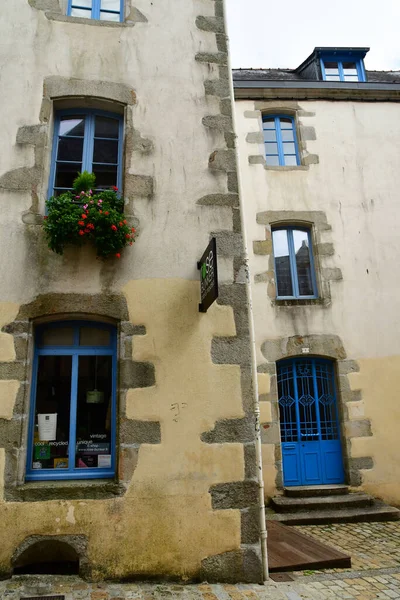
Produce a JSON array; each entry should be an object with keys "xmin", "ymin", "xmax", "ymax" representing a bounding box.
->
[{"xmin": 232, "ymin": 68, "xmax": 400, "ymax": 85}]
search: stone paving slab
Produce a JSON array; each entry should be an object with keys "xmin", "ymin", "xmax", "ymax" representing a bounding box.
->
[{"xmin": 2, "ymin": 522, "xmax": 400, "ymax": 600}]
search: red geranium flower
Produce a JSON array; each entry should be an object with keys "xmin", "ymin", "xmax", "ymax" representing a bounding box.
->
[
  {"xmin": 125, "ymin": 234, "xmax": 130, "ymax": 239},
  {"xmin": 78, "ymin": 221, "xmax": 84, "ymax": 226},
  {"xmin": 115, "ymin": 252, "xmax": 121, "ymax": 258},
  {"xmin": 105, "ymin": 211, "xmax": 109, "ymax": 216},
  {"xmin": 81, "ymin": 214, "xmax": 87, "ymax": 219},
  {"xmin": 79, "ymin": 230, "xmax": 85, "ymax": 236},
  {"xmin": 111, "ymin": 224, "xmax": 117, "ymax": 231},
  {"xmin": 112, "ymin": 186, "xmax": 118, "ymax": 192},
  {"xmin": 43, "ymin": 216, "xmax": 48, "ymax": 220},
  {"xmin": 131, "ymin": 227, "xmax": 136, "ymax": 233},
  {"xmin": 123, "ymin": 219, "xmax": 127, "ymax": 225}
]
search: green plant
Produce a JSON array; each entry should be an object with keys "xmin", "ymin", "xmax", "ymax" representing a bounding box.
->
[{"xmin": 43, "ymin": 172, "xmax": 135, "ymax": 259}]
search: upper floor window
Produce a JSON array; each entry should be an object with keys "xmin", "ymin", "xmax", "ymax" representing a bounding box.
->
[
  {"xmin": 272, "ymin": 227, "xmax": 317, "ymax": 299},
  {"xmin": 68, "ymin": 0, "xmax": 123, "ymax": 22},
  {"xmin": 49, "ymin": 109, "xmax": 123, "ymax": 196},
  {"xmin": 320, "ymin": 57, "xmax": 366, "ymax": 82},
  {"xmin": 263, "ymin": 116, "xmax": 300, "ymax": 167},
  {"xmin": 26, "ymin": 322, "xmax": 117, "ymax": 481}
]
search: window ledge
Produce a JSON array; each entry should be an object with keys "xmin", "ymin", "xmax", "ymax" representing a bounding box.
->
[
  {"xmin": 6, "ymin": 479, "xmax": 125, "ymax": 502},
  {"xmin": 273, "ymin": 298, "xmax": 324, "ymax": 307},
  {"xmin": 264, "ymin": 165, "xmax": 309, "ymax": 171},
  {"xmin": 45, "ymin": 12, "xmax": 135, "ymax": 28}
]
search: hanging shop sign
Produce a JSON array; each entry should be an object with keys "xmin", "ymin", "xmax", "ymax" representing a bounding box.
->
[{"xmin": 197, "ymin": 237, "xmax": 218, "ymax": 313}]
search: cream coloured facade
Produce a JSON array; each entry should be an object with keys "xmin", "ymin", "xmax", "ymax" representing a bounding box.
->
[
  {"xmin": 0, "ymin": 0, "xmax": 263, "ymax": 582},
  {"xmin": 234, "ymin": 50, "xmax": 400, "ymax": 506}
]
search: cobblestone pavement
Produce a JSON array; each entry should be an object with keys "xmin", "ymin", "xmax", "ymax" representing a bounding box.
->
[{"xmin": 2, "ymin": 522, "xmax": 400, "ymax": 600}]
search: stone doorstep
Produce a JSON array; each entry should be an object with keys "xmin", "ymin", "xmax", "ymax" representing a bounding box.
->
[
  {"xmin": 267, "ymin": 503, "xmax": 400, "ymax": 525},
  {"xmin": 271, "ymin": 492, "xmax": 374, "ymax": 512},
  {"xmin": 284, "ymin": 485, "xmax": 349, "ymax": 498}
]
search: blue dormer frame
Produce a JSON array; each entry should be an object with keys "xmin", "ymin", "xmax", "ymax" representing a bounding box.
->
[
  {"xmin": 67, "ymin": 0, "xmax": 124, "ymax": 22},
  {"xmin": 48, "ymin": 108, "xmax": 123, "ymax": 198},
  {"xmin": 26, "ymin": 321, "xmax": 117, "ymax": 481},
  {"xmin": 319, "ymin": 52, "xmax": 367, "ymax": 82}
]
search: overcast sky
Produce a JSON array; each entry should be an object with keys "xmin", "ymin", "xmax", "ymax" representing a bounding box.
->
[{"xmin": 226, "ymin": 0, "xmax": 400, "ymax": 71}]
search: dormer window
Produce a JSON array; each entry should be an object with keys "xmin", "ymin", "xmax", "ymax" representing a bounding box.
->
[{"xmin": 320, "ymin": 52, "xmax": 366, "ymax": 82}]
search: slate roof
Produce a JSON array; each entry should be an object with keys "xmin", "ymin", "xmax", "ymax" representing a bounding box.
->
[{"xmin": 232, "ymin": 68, "xmax": 400, "ymax": 84}]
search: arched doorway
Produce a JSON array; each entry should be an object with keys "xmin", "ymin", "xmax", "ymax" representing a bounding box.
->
[{"xmin": 277, "ymin": 357, "xmax": 345, "ymax": 486}]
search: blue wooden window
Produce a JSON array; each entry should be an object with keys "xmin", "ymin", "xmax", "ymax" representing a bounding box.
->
[
  {"xmin": 263, "ymin": 116, "xmax": 300, "ymax": 167},
  {"xmin": 49, "ymin": 109, "xmax": 123, "ymax": 196},
  {"xmin": 68, "ymin": 0, "xmax": 123, "ymax": 22},
  {"xmin": 320, "ymin": 56, "xmax": 366, "ymax": 82},
  {"xmin": 272, "ymin": 227, "xmax": 318, "ymax": 299},
  {"xmin": 26, "ymin": 321, "xmax": 117, "ymax": 481}
]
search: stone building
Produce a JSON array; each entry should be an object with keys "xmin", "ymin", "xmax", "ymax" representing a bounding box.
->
[
  {"xmin": 0, "ymin": 0, "xmax": 263, "ymax": 582},
  {"xmin": 233, "ymin": 48, "xmax": 400, "ymax": 514}
]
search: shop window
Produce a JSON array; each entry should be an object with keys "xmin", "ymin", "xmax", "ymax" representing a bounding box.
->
[
  {"xmin": 49, "ymin": 109, "xmax": 123, "ymax": 196},
  {"xmin": 262, "ymin": 115, "xmax": 300, "ymax": 167},
  {"xmin": 26, "ymin": 321, "xmax": 117, "ymax": 481},
  {"xmin": 272, "ymin": 227, "xmax": 318, "ymax": 299},
  {"xmin": 68, "ymin": 0, "xmax": 123, "ymax": 22}
]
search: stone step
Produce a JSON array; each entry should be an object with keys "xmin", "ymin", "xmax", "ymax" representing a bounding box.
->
[
  {"xmin": 266, "ymin": 503, "xmax": 400, "ymax": 525},
  {"xmin": 271, "ymin": 492, "xmax": 374, "ymax": 512},
  {"xmin": 284, "ymin": 485, "xmax": 349, "ymax": 498}
]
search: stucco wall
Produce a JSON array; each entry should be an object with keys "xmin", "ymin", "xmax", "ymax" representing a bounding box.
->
[
  {"xmin": 0, "ymin": 0, "xmax": 262, "ymax": 582},
  {"xmin": 235, "ymin": 98, "xmax": 400, "ymax": 504}
]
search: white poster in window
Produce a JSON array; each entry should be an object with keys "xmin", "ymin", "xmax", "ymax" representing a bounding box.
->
[{"xmin": 98, "ymin": 454, "xmax": 111, "ymax": 468}]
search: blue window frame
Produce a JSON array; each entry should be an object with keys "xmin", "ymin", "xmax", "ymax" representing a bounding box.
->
[
  {"xmin": 67, "ymin": 0, "xmax": 123, "ymax": 22},
  {"xmin": 272, "ymin": 227, "xmax": 318, "ymax": 299},
  {"xmin": 49, "ymin": 109, "xmax": 123, "ymax": 196},
  {"xmin": 263, "ymin": 116, "xmax": 300, "ymax": 167},
  {"xmin": 320, "ymin": 55, "xmax": 366, "ymax": 82},
  {"xmin": 26, "ymin": 321, "xmax": 117, "ymax": 481}
]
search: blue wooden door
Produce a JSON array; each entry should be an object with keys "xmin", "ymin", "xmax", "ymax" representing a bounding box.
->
[{"xmin": 277, "ymin": 358, "xmax": 345, "ymax": 487}]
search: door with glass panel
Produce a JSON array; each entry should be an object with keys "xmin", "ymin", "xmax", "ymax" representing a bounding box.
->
[
  {"xmin": 277, "ymin": 358, "xmax": 344, "ymax": 486},
  {"xmin": 26, "ymin": 321, "xmax": 116, "ymax": 480}
]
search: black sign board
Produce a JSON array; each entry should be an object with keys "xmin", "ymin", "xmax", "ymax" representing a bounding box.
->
[{"xmin": 197, "ymin": 237, "xmax": 218, "ymax": 313}]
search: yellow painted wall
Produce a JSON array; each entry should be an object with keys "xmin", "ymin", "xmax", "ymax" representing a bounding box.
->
[
  {"xmin": 348, "ymin": 357, "xmax": 400, "ymax": 507},
  {"xmin": 0, "ymin": 279, "xmax": 247, "ymax": 578}
]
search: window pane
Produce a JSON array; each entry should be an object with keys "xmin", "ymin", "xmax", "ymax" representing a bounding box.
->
[
  {"xmin": 80, "ymin": 327, "xmax": 111, "ymax": 346},
  {"xmin": 93, "ymin": 164, "xmax": 118, "ymax": 188},
  {"xmin": 41, "ymin": 327, "xmax": 74, "ymax": 346},
  {"xmin": 55, "ymin": 162, "xmax": 82, "ymax": 189},
  {"xmin": 281, "ymin": 129, "xmax": 294, "ymax": 142},
  {"xmin": 100, "ymin": 11, "xmax": 120, "ymax": 21},
  {"xmin": 55, "ymin": 162, "xmax": 82, "ymax": 190},
  {"xmin": 284, "ymin": 155, "xmax": 298, "ymax": 166},
  {"xmin": 344, "ymin": 75, "xmax": 359, "ymax": 82},
  {"xmin": 265, "ymin": 155, "xmax": 280, "ymax": 166},
  {"xmin": 283, "ymin": 143, "xmax": 296, "ymax": 155},
  {"xmin": 95, "ymin": 117, "xmax": 119, "ymax": 139},
  {"xmin": 75, "ymin": 356, "xmax": 113, "ymax": 469},
  {"xmin": 325, "ymin": 75, "xmax": 340, "ymax": 81},
  {"xmin": 263, "ymin": 119, "xmax": 275, "ymax": 129},
  {"xmin": 31, "ymin": 356, "xmax": 72, "ymax": 471},
  {"xmin": 324, "ymin": 61, "xmax": 339, "ymax": 73},
  {"xmin": 93, "ymin": 139, "xmax": 118, "ymax": 164},
  {"xmin": 296, "ymin": 360, "xmax": 319, "ymax": 440},
  {"xmin": 57, "ymin": 137, "xmax": 84, "ymax": 162},
  {"xmin": 265, "ymin": 142, "xmax": 278, "ymax": 155},
  {"xmin": 70, "ymin": 7, "xmax": 91, "ymax": 18},
  {"xmin": 293, "ymin": 229, "xmax": 314, "ymax": 296},
  {"xmin": 273, "ymin": 230, "xmax": 293, "ymax": 297},
  {"xmin": 263, "ymin": 129, "xmax": 276, "ymax": 142},
  {"xmin": 342, "ymin": 62, "xmax": 356, "ymax": 71},
  {"xmin": 72, "ymin": 0, "xmax": 92, "ymax": 7},
  {"xmin": 101, "ymin": 0, "xmax": 120, "ymax": 10},
  {"xmin": 59, "ymin": 117, "xmax": 85, "ymax": 137},
  {"xmin": 280, "ymin": 118, "xmax": 293, "ymax": 129}
]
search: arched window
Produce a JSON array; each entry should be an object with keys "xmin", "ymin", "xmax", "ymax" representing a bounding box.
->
[
  {"xmin": 68, "ymin": 0, "xmax": 123, "ymax": 22},
  {"xmin": 272, "ymin": 226, "xmax": 318, "ymax": 299},
  {"xmin": 262, "ymin": 115, "xmax": 300, "ymax": 166},
  {"xmin": 49, "ymin": 109, "xmax": 123, "ymax": 196},
  {"xmin": 26, "ymin": 321, "xmax": 117, "ymax": 481}
]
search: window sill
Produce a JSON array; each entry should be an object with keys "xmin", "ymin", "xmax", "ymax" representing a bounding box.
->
[
  {"xmin": 265, "ymin": 165, "xmax": 309, "ymax": 171},
  {"xmin": 273, "ymin": 298, "xmax": 324, "ymax": 307},
  {"xmin": 6, "ymin": 478, "xmax": 125, "ymax": 503},
  {"xmin": 45, "ymin": 12, "xmax": 135, "ymax": 28}
]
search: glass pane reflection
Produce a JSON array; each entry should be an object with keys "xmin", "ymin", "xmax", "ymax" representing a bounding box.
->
[
  {"xmin": 273, "ymin": 230, "xmax": 293, "ymax": 297},
  {"xmin": 293, "ymin": 229, "xmax": 314, "ymax": 296}
]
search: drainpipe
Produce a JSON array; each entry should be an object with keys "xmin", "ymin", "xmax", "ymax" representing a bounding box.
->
[{"xmin": 221, "ymin": 0, "xmax": 269, "ymax": 584}]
